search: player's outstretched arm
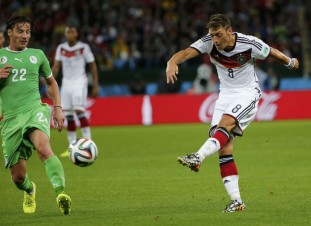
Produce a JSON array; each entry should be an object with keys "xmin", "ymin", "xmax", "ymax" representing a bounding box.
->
[
  {"xmin": 166, "ymin": 48, "xmax": 199, "ymax": 84},
  {"xmin": 269, "ymin": 47, "xmax": 299, "ymax": 70}
]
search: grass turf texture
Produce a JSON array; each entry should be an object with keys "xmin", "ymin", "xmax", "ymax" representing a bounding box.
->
[{"xmin": 0, "ymin": 120, "xmax": 310, "ymax": 226}]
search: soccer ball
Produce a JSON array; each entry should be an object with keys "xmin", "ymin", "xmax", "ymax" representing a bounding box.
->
[{"xmin": 69, "ymin": 138, "xmax": 98, "ymax": 167}]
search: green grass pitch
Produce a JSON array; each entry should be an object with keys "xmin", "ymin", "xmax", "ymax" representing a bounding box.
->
[{"xmin": 0, "ymin": 120, "xmax": 310, "ymax": 226}]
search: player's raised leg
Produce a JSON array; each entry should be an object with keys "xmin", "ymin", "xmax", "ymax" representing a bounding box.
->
[{"xmin": 177, "ymin": 126, "xmax": 231, "ymax": 172}]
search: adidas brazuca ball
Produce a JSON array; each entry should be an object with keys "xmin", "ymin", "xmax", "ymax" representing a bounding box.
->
[{"xmin": 69, "ymin": 138, "xmax": 98, "ymax": 167}]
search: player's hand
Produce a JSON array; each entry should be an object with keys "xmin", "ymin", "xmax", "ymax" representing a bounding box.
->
[
  {"xmin": 0, "ymin": 65, "xmax": 13, "ymax": 78},
  {"xmin": 166, "ymin": 62, "xmax": 178, "ymax": 84},
  {"xmin": 292, "ymin": 58, "xmax": 299, "ymax": 70},
  {"xmin": 53, "ymin": 107, "xmax": 65, "ymax": 132}
]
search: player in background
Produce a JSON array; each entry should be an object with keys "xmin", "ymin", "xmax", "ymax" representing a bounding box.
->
[
  {"xmin": 0, "ymin": 13, "xmax": 71, "ymax": 215},
  {"xmin": 166, "ymin": 14, "xmax": 299, "ymax": 212},
  {"xmin": 52, "ymin": 25, "xmax": 99, "ymax": 158}
]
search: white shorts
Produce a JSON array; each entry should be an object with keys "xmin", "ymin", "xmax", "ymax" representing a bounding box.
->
[
  {"xmin": 61, "ymin": 84, "xmax": 88, "ymax": 114},
  {"xmin": 210, "ymin": 91, "xmax": 261, "ymax": 136}
]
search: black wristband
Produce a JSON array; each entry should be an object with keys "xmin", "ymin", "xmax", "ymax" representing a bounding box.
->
[{"xmin": 54, "ymin": 106, "xmax": 62, "ymax": 109}]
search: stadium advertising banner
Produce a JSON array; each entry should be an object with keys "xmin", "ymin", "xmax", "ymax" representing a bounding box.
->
[{"xmin": 43, "ymin": 90, "xmax": 311, "ymax": 127}]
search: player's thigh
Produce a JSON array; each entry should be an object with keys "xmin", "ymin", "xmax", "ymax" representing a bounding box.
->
[
  {"xmin": 210, "ymin": 93, "xmax": 259, "ymax": 135},
  {"xmin": 225, "ymin": 95, "xmax": 259, "ymax": 135},
  {"xmin": 1, "ymin": 105, "xmax": 50, "ymax": 161},
  {"xmin": 28, "ymin": 129, "xmax": 53, "ymax": 161},
  {"xmin": 23, "ymin": 104, "xmax": 51, "ymax": 146},
  {"xmin": 22, "ymin": 105, "xmax": 52, "ymax": 161},
  {"xmin": 210, "ymin": 95, "xmax": 229, "ymax": 127},
  {"xmin": 1, "ymin": 116, "xmax": 24, "ymax": 167}
]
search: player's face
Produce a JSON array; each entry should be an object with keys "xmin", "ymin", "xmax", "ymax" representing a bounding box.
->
[
  {"xmin": 65, "ymin": 27, "xmax": 78, "ymax": 43},
  {"xmin": 209, "ymin": 26, "xmax": 232, "ymax": 50},
  {"xmin": 8, "ymin": 22, "xmax": 31, "ymax": 51},
  {"xmin": 0, "ymin": 32, "xmax": 5, "ymax": 48}
]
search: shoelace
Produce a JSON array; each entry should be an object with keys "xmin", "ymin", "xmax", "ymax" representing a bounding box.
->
[{"xmin": 25, "ymin": 196, "xmax": 33, "ymax": 205}]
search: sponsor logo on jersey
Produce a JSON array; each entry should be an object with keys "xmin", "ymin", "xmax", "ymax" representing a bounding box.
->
[
  {"xmin": 14, "ymin": 57, "xmax": 23, "ymax": 63},
  {"xmin": 29, "ymin": 56, "xmax": 37, "ymax": 64},
  {"xmin": 0, "ymin": 56, "xmax": 7, "ymax": 64}
]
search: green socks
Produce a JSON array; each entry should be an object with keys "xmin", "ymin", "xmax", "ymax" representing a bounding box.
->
[
  {"xmin": 44, "ymin": 155, "xmax": 66, "ymax": 196},
  {"xmin": 15, "ymin": 173, "xmax": 33, "ymax": 193}
]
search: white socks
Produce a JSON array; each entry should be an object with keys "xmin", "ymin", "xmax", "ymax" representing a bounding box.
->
[
  {"xmin": 67, "ymin": 127, "xmax": 91, "ymax": 145},
  {"xmin": 67, "ymin": 131, "xmax": 77, "ymax": 144},
  {"xmin": 197, "ymin": 138, "xmax": 221, "ymax": 162},
  {"xmin": 222, "ymin": 175, "xmax": 242, "ymax": 203},
  {"xmin": 81, "ymin": 127, "xmax": 91, "ymax": 139}
]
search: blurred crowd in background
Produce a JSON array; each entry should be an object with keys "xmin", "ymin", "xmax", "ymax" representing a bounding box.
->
[{"xmin": 0, "ymin": 0, "xmax": 310, "ymax": 95}]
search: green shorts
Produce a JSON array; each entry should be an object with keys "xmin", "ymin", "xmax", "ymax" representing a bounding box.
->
[{"xmin": 1, "ymin": 103, "xmax": 51, "ymax": 168}]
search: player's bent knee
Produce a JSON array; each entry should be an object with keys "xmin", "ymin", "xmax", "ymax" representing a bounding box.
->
[
  {"xmin": 35, "ymin": 140, "xmax": 54, "ymax": 161},
  {"xmin": 219, "ymin": 114, "xmax": 237, "ymax": 131}
]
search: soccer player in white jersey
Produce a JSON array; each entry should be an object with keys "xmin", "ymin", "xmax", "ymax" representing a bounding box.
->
[
  {"xmin": 166, "ymin": 14, "xmax": 299, "ymax": 212},
  {"xmin": 52, "ymin": 25, "xmax": 99, "ymax": 157}
]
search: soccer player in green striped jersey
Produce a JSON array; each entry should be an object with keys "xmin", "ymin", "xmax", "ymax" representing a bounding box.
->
[{"xmin": 0, "ymin": 13, "xmax": 71, "ymax": 215}]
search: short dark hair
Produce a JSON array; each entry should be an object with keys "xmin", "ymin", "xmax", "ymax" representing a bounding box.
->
[
  {"xmin": 6, "ymin": 13, "xmax": 34, "ymax": 31},
  {"xmin": 207, "ymin": 14, "xmax": 231, "ymax": 30},
  {"xmin": 66, "ymin": 24, "xmax": 79, "ymax": 30}
]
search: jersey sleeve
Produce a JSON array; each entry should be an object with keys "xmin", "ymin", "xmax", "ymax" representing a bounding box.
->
[
  {"xmin": 39, "ymin": 50, "xmax": 52, "ymax": 78},
  {"xmin": 190, "ymin": 35, "xmax": 213, "ymax": 54},
  {"xmin": 84, "ymin": 44, "xmax": 95, "ymax": 63},
  {"xmin": 249, "ymin": 36, "xmax": 270, "ymax": 60}
]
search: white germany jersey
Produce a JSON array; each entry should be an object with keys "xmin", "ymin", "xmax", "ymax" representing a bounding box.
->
[
  {"xmin": 190, "ymin": 32, "xmax": 270, "ymax": 94},
  {"xmin": 55, "ymin": 41, "xmax": 95, "ymax": 86}
]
